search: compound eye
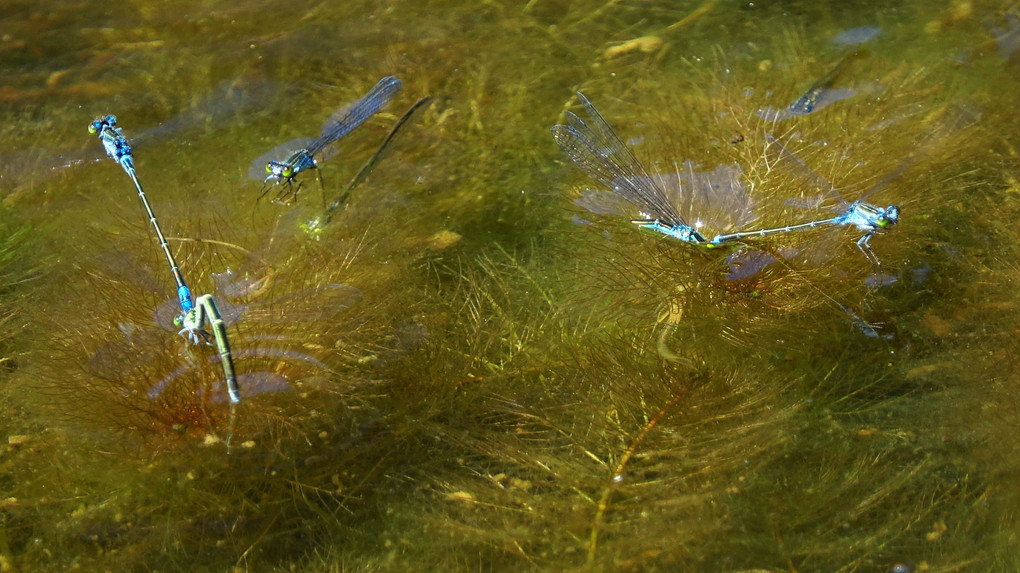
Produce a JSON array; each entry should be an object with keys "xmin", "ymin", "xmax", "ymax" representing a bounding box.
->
[
  {"xmin": 884, "ymin": 207, "xmax": 899, "ymax": 225},
  {"xmin": 265, "ymin": 162, "xmax": 274, "ymax": 174},
  {"xmin": 282, "ymin": 167, "xmax": 294, "ymax": 178}
]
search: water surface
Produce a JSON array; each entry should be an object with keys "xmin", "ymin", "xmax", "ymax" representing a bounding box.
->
[{"xmin": 1, "ymin": 0, "xmax": 1018, "ymax": 571}]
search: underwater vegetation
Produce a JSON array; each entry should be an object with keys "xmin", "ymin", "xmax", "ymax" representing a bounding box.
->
[{"xmin": 1, "ymin": 0, "xmax": 1019, "ymax": 571}]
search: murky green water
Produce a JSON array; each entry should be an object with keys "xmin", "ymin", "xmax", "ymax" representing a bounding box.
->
[{"xmin": 1, "ymin": 0, "xmax": 1018, "ymax": 570}]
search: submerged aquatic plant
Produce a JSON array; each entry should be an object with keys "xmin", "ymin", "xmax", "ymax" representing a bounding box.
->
[
  {"xmin": 0, "ymin": 223, "xmax": 37, "ymax": 369},
  {"xmin": 32, "ymin": 201, "xmax": 391, "ymax": 454},
  {"xmin": 346, "ymin": 243, "xmax": 967, "ymax": 570}
]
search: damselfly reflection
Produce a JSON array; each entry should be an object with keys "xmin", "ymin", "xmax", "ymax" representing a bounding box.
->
[
  {"xmin": 757, "ymin": 27, "xmax": 879, "ymax": 122},
  {"xmin": 757, "ymin": 52, "xmax": 864, "ymax": 122},
  {"xmin": 720, "ymin": 246, "xmax": 895, "ymax": 339}
]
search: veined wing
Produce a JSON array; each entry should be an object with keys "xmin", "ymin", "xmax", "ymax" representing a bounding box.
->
[
  {"xmin": 855, "ymin": 104, "xmax": 977, "ymax": 204},
  {"xmin": 306, "ymin": 76, "xmax": 403, "ymax": 158},
  {"xmin": 764, "ymin": 133, "xmax": 849, "ymax": 212},
  {"xmin": 552, "ymin": 92, "xmax": 688, "ymax": 228}
]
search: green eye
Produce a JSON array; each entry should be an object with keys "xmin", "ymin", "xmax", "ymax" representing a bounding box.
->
[
  {"xmin": 173, "ymin": 314, "xmax": 184, "ymax": 327},
  {"xmin": 282, "ymin": 167, "xmax": 294, "ymax": 177},
  {"xmin": 265, "ymin": 162, "xmax": 274, "ymax": 174}
]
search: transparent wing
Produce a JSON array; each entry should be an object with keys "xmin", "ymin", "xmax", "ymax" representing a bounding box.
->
[
  {"xmin": 154, "ymin": 283, "xmax": 362, "ymax": 331},
  {"xmin": 831, "ymin": 26, "xmax": 880, "ymax": 46},
  {"xmin": 574, "ymin": 189, "xmax": 629, "ymax": 217},
  {"xmin": 552, "ymin": 92, "xmax": 688, "ymax": 227},
  {"xmin": 659, "ymin": 162, "xmax": 758, "ymax": 234},
  {"xmin": 764, "ymin": 133, "xmax": 849, "ymax": 212},
  {"xmin": 242, "ymin": 284, "xmax": 363, "ymax": 325},
  {"xmin": 856, "ymin": 104, "xmax": 978, "ymax": 203},
  {"xmin": 306, "ymin": 76, "xmax": 403, "ymax": 158}
]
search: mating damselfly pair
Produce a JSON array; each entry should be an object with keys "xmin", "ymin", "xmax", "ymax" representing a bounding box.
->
[
  {"xmin": 551, "ymin": 92, "xmax": 908, "ymax": 273},
  {"xmin": 89, "ymin": 115, "xmax": 243, "ymax": 450},
  {"xmin": 85, "ymin": 75, "xmax": 426, "ymax": 451}
]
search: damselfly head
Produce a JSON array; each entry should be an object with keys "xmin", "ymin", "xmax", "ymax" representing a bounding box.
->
[
  {"xmin": 264, "ymin": 160, "xmax": 293, "ymax": 182},
  {"xmin": 88, "ymin": 116, "xmax": 117, "ymax": 135},
  {"xmin": 880, "ymin": 206, "xmax": 900, "ymax": 227}
]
